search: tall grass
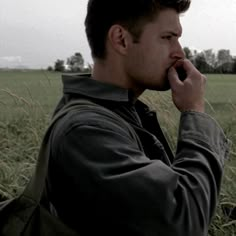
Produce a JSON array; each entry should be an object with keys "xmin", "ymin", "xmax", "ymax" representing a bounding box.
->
[
  {"xmin": 0, "ymin": 70, "xmax": 60, "ymax": 200},
  {"xmin": 0, "ymin": 70, "xmax": 235, "ymax": 234}
]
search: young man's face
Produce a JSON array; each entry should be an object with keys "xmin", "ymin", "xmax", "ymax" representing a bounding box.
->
[{"xmin": 124, "ymin": 8, "xmax": 185, "ymax": 92}]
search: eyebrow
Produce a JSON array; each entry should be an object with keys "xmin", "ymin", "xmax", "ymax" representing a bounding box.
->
[{"xmin": 163, "ymin": 31, "xmax": 181, "ymax": 37}]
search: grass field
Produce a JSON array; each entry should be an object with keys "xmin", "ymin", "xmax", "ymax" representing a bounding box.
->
[{"xmin": 0, "ymin": 70, "xmax": 235, "ymax": 235}]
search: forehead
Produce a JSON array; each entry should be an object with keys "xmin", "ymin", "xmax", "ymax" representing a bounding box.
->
[{"xmin": 144, "ymin": 8, "xmax": 182, "ymax": 35}]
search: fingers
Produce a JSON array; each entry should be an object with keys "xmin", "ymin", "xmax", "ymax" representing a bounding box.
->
[
  {"xmin": 167, "ymin": 59, "xmax": 206, "ymax": 113},
  {"xmin": 174, "ymin": 59, "xmax": 192, "ymax": 71},
  {"xmin": 175, "ymin": 59, "xmax": 206, "ymax": 79},
  {"xmin": 168, "ymin": 67, "xmax": 183, "ymax": 90}
]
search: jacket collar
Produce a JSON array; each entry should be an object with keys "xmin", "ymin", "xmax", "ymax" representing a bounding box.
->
[{"xmin": 62, "ymin": 73, "xmax": 137, "ymax": 103}]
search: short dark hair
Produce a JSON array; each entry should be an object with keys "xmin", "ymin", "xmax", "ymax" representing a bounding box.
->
[{"xmin": 85, "ymin": 0, "xmax": 191, "ymax": 59}]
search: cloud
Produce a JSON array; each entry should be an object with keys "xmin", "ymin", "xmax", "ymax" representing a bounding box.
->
[{"xmin": 0, "ymin": 56, "xmax": 22, "ymax": 63}]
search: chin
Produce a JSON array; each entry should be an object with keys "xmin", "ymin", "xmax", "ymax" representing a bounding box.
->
[
  {"xmin": 148, "ymin": 79, "xmax": 170, "ymax": 91},
  {"xmin": 159, "ymin": 81, "xmax": 171, "ymax": 91}
]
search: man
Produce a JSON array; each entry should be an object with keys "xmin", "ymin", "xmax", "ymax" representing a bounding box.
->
[{"xmin": 47, "ymin": 0, "xmax": 230, "ymax": 235}]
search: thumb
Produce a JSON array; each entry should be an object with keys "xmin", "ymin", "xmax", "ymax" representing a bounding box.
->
[{"xmin": 168, "ymin": 67, "xmax": 182, "ymax": 89}]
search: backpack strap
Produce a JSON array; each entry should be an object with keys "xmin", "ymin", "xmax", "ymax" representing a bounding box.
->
[{"xmin": 23, "ymin": 99, "xmax": 138, "ymax": 203}]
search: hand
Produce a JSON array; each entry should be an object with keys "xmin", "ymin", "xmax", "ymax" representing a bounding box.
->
[{"xmin": 168, "ymin": 59, "xmax": 206, "ymax": 113}]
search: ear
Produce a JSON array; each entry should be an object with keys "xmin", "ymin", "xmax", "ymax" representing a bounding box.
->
[{"xmin": 107, "ymin": 25, "xmax": 130, "ymax": 55}]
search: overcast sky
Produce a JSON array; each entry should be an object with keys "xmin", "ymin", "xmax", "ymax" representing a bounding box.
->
[{"xmin": 0, "ymin": 0, "xmax": 236, "ymax": 68}]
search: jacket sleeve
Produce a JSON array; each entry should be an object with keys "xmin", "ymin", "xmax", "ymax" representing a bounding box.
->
[{"xmin": 53, "ymin": 110, "xmax": 230, "ymax": 236}]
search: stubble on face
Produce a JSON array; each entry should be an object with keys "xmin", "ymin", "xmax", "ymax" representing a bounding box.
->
[{"xmin": 124, "ymin": 9, "xmax": 183, "ymax": 94}]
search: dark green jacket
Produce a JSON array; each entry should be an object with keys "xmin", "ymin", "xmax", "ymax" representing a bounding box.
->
[{"xmin": 47, "ymin": 74, "xmax": 230, "ymax": 236}]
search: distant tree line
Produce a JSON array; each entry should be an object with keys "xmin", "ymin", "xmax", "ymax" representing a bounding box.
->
[
  {"xmin": 183, "ymin": 47, "xmax": 236, "ymax": 74},
  {"xmin": 49, "ymin": 49, "xmax": 236, "ymax": 74},
  {"xmin": 48, "ymin": 52, "xmax": 92, "ymax": 73}
]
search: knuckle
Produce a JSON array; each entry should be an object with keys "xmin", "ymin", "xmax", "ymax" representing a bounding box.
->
[{"xmin": 201, "ymin": 74, "xmax": 207, "ymax": 83}]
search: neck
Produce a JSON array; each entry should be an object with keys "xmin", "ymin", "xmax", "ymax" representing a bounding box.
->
[{"xmin": 92, "ymin": 59, "xmax": 144, "ymax": 100}]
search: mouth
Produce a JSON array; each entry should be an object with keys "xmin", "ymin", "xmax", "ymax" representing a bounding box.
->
[{"xmin": 169, "ymin": 59, "xmax": 185, "ymax": 69}]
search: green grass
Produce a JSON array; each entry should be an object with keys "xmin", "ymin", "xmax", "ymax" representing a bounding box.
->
[
  {"xmin": 0, "ymin": 70, "xmax": 62, "ymax": 199},
  {"xmin": 0, "ymin": 70, "xmax": 61, "ymax": 120},
  {"xmin": 0, "ymin": 70, "xmax": 235, "ymax": 235}
]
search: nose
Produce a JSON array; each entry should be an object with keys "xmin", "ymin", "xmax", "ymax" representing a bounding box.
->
[{"xmin": 171, "ymin": 41, "xmax": 185, "ymax": 60}]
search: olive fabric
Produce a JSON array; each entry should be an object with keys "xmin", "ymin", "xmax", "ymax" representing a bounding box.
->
[{"xmin": 47, "ymin": 74, "xmax": 230, "ymax": 236}]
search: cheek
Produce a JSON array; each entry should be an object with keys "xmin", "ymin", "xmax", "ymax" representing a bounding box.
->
[
  {"xmin": 126, "ymin": 43, "xmax": 168, "ymax": 77},
  {"xmin": 147, "ymin": 54, "xmax": 165, "ymax": 75},
  {"xmin": 126, "ymin": 48, "xmax": 145, "ymax": 72},
  {"xmin": 145, "ymin": 44, "xmax": 167, "ymax": 64}
]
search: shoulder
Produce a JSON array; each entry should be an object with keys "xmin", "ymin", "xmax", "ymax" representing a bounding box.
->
[
  {"xmin": 49, "ymin": 104, "xmax": 142, "ymax": 163},
  {"xmin": 51, "ymin": 103, "xmax": 135, "ymax": 145}
]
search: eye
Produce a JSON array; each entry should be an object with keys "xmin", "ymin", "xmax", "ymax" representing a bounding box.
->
[{"xmin": 162, "ymin": 36, "xmax": 172, "ymax": 40}]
